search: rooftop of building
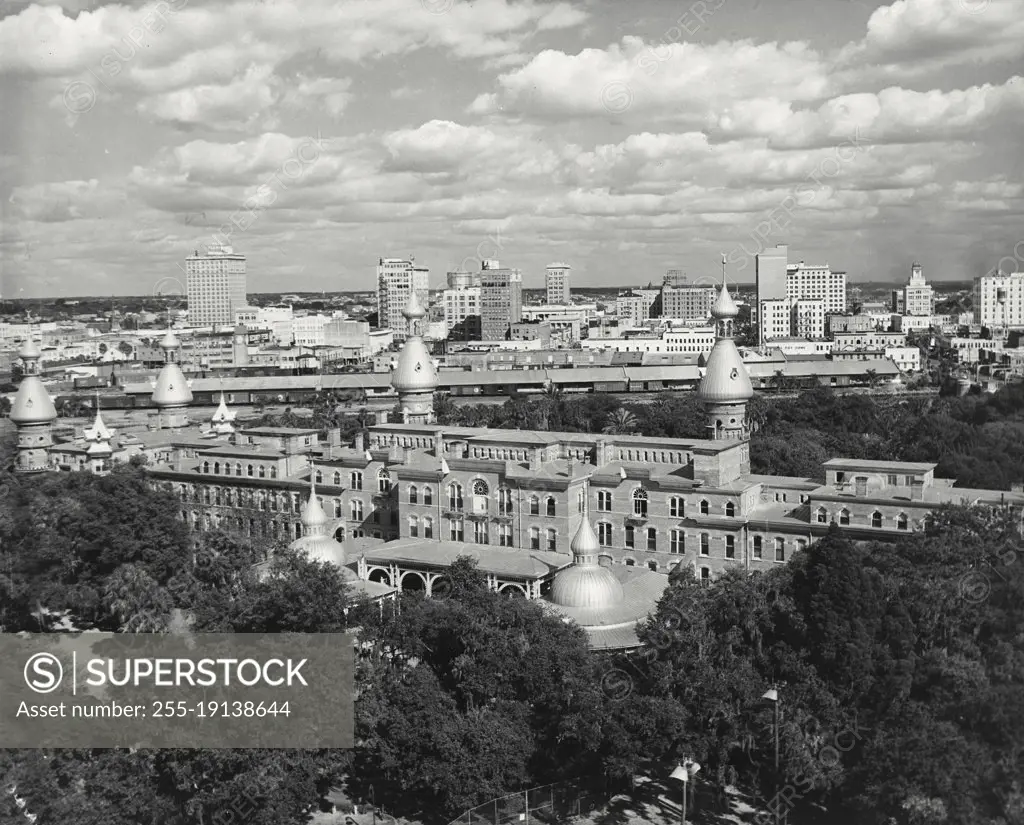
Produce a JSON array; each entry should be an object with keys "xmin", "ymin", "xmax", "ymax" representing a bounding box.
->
[
  {"xmin": 540, "ymin": 565, "xmax": 668, "ymax": 650},
  {"xmin": 822, "ymin": 458, "xmax": 937, "ymax": 472},
  {"xmin": 357, "ymin": 538, "xmax": 572, "ymax": 580},
  {"xmin": 239, "ymin": 426, "xmax": 320, "ymax": 436}
]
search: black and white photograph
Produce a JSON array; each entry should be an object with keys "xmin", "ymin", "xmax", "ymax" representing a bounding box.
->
[{"xmin": 1, "ymin": 0, "xmax": 1023, "ymax": 822}]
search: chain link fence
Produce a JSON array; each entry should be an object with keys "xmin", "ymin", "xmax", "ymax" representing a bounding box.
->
[{"xmin": 448, "ymin": 780, "xmax": 606, "ymax": 825}]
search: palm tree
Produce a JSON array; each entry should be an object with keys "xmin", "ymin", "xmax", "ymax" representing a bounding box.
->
[
  {"xmin": 602, "ymin": 407, "xmax": 639, "ymax": 435},
  {"xmin": 865, "ymin": 368, "xmax": 879, "ymax": 389},
  {"xmin": 771, "ymin": 370, "xmax": 786, "ymax": 395}
]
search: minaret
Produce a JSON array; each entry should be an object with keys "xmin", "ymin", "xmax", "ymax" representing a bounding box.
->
[
  {"xmin": 289, "ymin": 464, "xmax": 351, "ymax": 570},
  {"xmin": 10, "ymin": 338, "xmax": 57, "ymax": 473},
  {"xmin": 83, "ymin": 392, "xmax": 115, "ymax": 473},
  {"xmin": 390, "ymin": 291, "xmax": 438, "ymax": 424},
  {"xmin": 549, "ymin": 483, "xmax": 624, "ymax": 609},
  {"xmin": 210, "ymin": 391, "xmax": 236, "ymax": 435},
  {"xmin": 697, "ymin": 257, "xmax": 754, "ymax": 441},
  {"xmin": 150, "ymin": 328, "xmax": 193, "ymax": 429}
]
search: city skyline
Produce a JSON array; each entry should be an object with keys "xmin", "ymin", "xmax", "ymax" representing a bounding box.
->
[{"xmin": 2, "ymin": 0, "xmax": 1024, "ymax": 298}]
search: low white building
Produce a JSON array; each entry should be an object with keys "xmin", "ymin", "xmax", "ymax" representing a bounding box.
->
[
  {"xmin": 581, "ymin": 326, "xmax": 716, "ymax": 354},
  {"xmin": 884, "ymin": 346, "xmax": 921, "ymax": 373}
]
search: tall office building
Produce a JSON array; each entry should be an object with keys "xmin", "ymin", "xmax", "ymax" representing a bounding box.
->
[
  {"xmin": 755, "ymin": 244, "xmax": 789, "ymax": 347},
  {"xmin": 480, "ymin": 260, "xmax": 522, "ymax": 341},
  {"xmin": 377, "ymin": 257, "xmax": 429, "ymax": 340},
  {"xmin": 546, "ymin": 263, "xmax": 571, "ymax": 305},
  {"xmin": 785, "ymin": 262, "xmax": 847, "ymax": 314},
  {"xmin": 661, "ymin": 271, "xmax": 716, "ymax": 324},
  {"xmin": 443, "ymin": 269, "xmax": 482, "ymax": 339},
  {"xmin": 974, "ymin": 272, "xmax": 1024, "ymax": 329},
  {"xmin": 902, "ymin": 263, "xmax": 934, "ymax": 317},
  {"xmin": 185, "ymin": 244, "xmax": 247, "ymax": 326}
]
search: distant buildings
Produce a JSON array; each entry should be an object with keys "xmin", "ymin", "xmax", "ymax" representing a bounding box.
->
[
  {"xmin": 377, "ymin": 257, "xmax": 429, "ymax": 340},
  {"xmin": 616, "ymin": 290, "xmax": 661, "ymax": 326},
  {"xmin": 755, "ymin": 246, "xmax": 846, "ymax": 345},
  {"xmin": 973, "ymin": 271, "xmax": 1024, "ymax": 330},
  {"xmin": 545, "ymin": 263, "xmax": 571, "ymax": 305},
  {"xmin": 891, "ymin": 263, "xmax": 935, "ymax": 317},
  {"xmin": 661, "ymin": 271, "xmax": 716, "ymax": 324},
  {"xmin": 786, "ymin": 262, "xmax": 847, "ymax": 314},
  {"xmin": 755, "ymin": 244, "xmax": 789, "ymax": 347},
  {"xmin": 480, "ymin": 260, "xmax": 523, "ymax": 341},
  {"xmin": 443, "ymin": 270, "xmax": 482, "ymax": 340},
  {"xmin": 185, "ymin": 244, "xmax": 248, "ymax": 326}
]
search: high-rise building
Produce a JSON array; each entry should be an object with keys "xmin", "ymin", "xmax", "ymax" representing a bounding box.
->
[
  {"xmin": 545, "ymin": 263, "xmax": 571, "ymax": 305},
  {"xmin": 903, "ymin": 263, "xmax": 934, "ymax": 317},
  {"xmin": 758, "ymin": 299, "xmax": 794, "ymax": 343},
  {"xmin": 661, "ymin": 272, "xmax": 716, "ymax": 324},
  {"xmin": 785, "ymin": 262, "xmax": 847, "ymax": 314},
  {"xmin": 377, "ymin": 257, "xmax": 429, "ymax": 340},
  {"xmin": 973, "ymin": 272, "xmax": 1024, "ymax": 329},
  {"xmin": 480, "ymin": 260, "xmax": 522, "ymax": 341},
  {"xmin": 185, "ymin": 244, "xmax": 247, "ymax": 327},
  {"xmin": 792, "ymin": 299, "xmax": 826, "ymax": 339},
  {"xmin": 755, "ymin": 244, "xmax": 789, "ymax": 347}
]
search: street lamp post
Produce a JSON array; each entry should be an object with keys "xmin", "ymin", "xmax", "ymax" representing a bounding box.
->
[
  {"xmin": 763, "ymin": 685, "xmax": 782, "ymax": 825},
  {"xmin": 670, "ymin": 759, "xmax": 701, "ymax": 825}
]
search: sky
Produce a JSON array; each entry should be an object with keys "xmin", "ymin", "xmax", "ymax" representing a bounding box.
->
[{"xmin": 1, "ymin": 0, "xmax": 1023, "ymax": 298}]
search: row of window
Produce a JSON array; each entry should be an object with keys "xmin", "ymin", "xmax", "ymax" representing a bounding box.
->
[
  {"xmin": 815, "ymin": 507, "xmax": 910, "ymax": 529},
  {"xmin": 201, "ymin": 461, "xmax": 279, "ymax": 479},
  {"xmin": 596, "ymin": 523, "xmax": 805, "ymax": 561}
]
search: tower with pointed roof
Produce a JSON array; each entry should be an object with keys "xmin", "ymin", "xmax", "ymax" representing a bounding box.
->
[
  {"xmin": 10, "ymin": 338, "xmax": 58, "ymax": 473},
  {"xmin": 549, "ymin": 486, "xmax": 625, "ymax": 609},
  {"xmin": 151, "ymin": 328, "xmax": 193, "ymax": 429},
  {"xmin": 390, "ymin": 291, "xmax": 438, "ymax": 424},
  {"xmin": 83, "ymin": 393, "xmax": 115, "ymax": 474},
  {"xmin": 210, "ymin": 391, "xmax": 236, "ymax": 435},
  {"xmin": 697, "ymin": 262, "xmax": 754, "ymax": 441},
  {"xmin": 289, "ymin": 464, "xmax": 353, "ymax": 573}
]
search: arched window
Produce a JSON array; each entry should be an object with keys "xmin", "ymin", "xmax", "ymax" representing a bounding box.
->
[
  {"xmin": 247, "ymin": 464, "xmax": 254, "ymax": 477},
  {"xmin": 235, "ymin": 463, "xmax": 242, "ymax": 476},
  {"xmin": 315, "ymin": 470, "xmax": 323, "ymax": 484},
  {"xmin": 725, "ymin": 502, "xmax": 736, "ymax": 517},
  {"xmin": 632, "ymin": 488, "xmax": 648, "ymax": 517},
  {"xmin": 202, "ymin": 461, "xmax": 210, "ymax": 474},
  {"xmin": 408, "ymin": 516, "xmax": 419, "ymax": 538},
  {"xmin": 896, "ymin": 512, "xmax": 908, "ymax": 530},
  {"xmin": 816, "ymin": 507, "xmax": 828, "ymax": 524},
  {"xmin": 333, "ymin": 471, "xmax": 342, "ymax": 486},
  {"xmin": 423, "ymin": 516, "xmax": 433, "ymax": 539},
  {"xmin": 269, "ymin": 467, "xmax": 277, "ymax": 479},
  {"xmin": 546, "ymin": 496, "xmax": 556, "ymax": 517},
  {"xmin": 409, "ymin": 485, "xmax": 418, "ymax": 504},
  {"xmin": 546, "ymin": 528, "xmax": 557, "ymax": 551},
  {"xmin": 670, "ymin": 497, "xmax": 684, "ymax": 518},
  {"xmin": 448, "ymin": 483, "xmax": 463, "ymax": 511},
  {"xmin": 647, "ymin": 560, "xmax": 658, "ymax": 572},
  {"xmin": 839, "ymin": 508, "xmax": 850, "ymax": 526},
  {"xmin": 350, "ymin": 500, "xmax": 364, "ymax": 521},
  {"xmin": 259, "ymin": 466, "xmax": 266, "ymax": 479},
  {"xmin": 423, "ymin": 486, "xmax": 433, "ymax": 506},
  {"xmin": 530, "ymin": 495, "xmax": 540, "ymax": 516},
  {"xmin": 213, "ymin": 462, "xmax": 220, "ymax": 474},
  {"xmin": 473, "ymin": 480, "xmax": 489, "ymax": 514},
  {"xmin": 699, "ymin": 499, "xmax": 709, "ymax": 516},
  {"xmin": 871, "ymin": 511, "xmax": 883, "ymax": 528},
  {"xmin": 378, "ymin": 468, "xmax": 392, "ymax": 493},
  {"xmin": 624, "ymin": 558, "xmax": 636, "ymax": 567}
]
